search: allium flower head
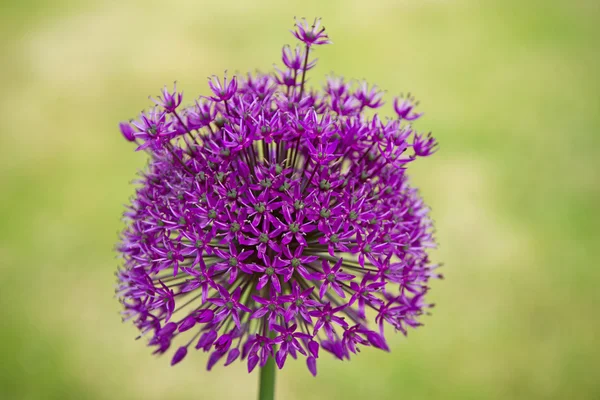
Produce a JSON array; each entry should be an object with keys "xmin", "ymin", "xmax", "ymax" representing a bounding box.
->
[{"xmin": 116, "ymin": 18, "xmax": 441, "ymax": 377}]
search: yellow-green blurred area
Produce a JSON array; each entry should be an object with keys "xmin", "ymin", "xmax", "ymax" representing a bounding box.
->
[{"xmin": 1, "ymin": 0, "xmax": 599, "ymax": 398}]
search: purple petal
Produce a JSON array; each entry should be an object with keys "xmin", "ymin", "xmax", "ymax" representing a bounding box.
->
[
  {"xmin": 178, "ymin": 316, "xmax": 196, "ymax": 332},
  {"xmin": 171, "ymin": 346, "xmax": 188, "ymax": 366},
  {"xmin": 238, "ymin": 303, "xmax": 252, "ymax": 313},
  {"xmin": 284, "ymin": 307, "xmax": 296, "ymax": 323},
  {"xmin": 248, "ymin": 353, "xmax": 259, "ymax": 373},
  {"xmin": 295, "ymin": 233, "xmax": 307, "ymax": 246},
  {"xmin": 208, "ymin": 298, "xmax": 226, "ymax": 307},
  {"xmin": 308, "ymin": 340, "xmax": 319, "ymax": 358},
  {"xmin": 252, "ymin": 295, "xmax": 270, "ymax": 305},
  {"xmin": 224, "ymin": 348, "xmax": 241, "ymax": 366},
  {"xmin": 158, "ymin": 322, "xmax": 177, "ymax": 337},
  {"xmin": 271, "ymin": 275, "xmax": 282, "ymax": 293},
  {"xmin": 207, "ymin": 350, "xmax": 225, "ymax": 371},
  {"xmin": 337, "ymin": 272, "xmax": 355, "ymax": 281},
  {"xmin": 119, "ymin": 122, "xmax": 136, "ymax": 142},
  {"xmin": 275, "ymin": 350, "xmax": 287, "ymax": 369},
  {"xmin": 331, "ymin": 282, "xmax": 346, "ymax": 298},
  {"xmin": 232, "ymin": 286, "xmax": 242, "ymax": 301},
  {"xmin": 257, "ymin": 275, "xmax": 269, "ymax": 290},
  {"xmin": 181, "ymin": 280, "xmax": 200, "ymax": 293},
  {"xmin": 196, "ymin": 309, "xmax": 215, "ymax": 323},
  {"xmin": 307, "ymin": 356, "xmax": 317, "ymax": 376},
  {"xmin": 319, "ymin": 283, "xmax": 328, "ymax": 300},
  {"xmin": 269, "ymin": 241, "xmax": 281, "ymax": 253},
  {"xmin": 232, "ymin": 311, "xmax": 241, "ymax": 328},
  {"xmin": 238, "ymin": 250, "xmax": 254, "ymax": 260},
  {"xmin": 196, "ymin": 330, "xmax": 217, "ymax": 350},
  {"xmin": 251, "ymin": 307, "xmax": 269, "ymax": 319},
  {"xmin": 228, "ymin": 267, "xmax": 238, "ymax": 284},
  {"xmin": 365, "ymin": 330, "xmax": 390, "ymax": 351}
]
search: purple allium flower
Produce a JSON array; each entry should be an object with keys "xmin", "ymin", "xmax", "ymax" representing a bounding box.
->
[
  {"xmin": 291, "ymin": 17, "xmax": 332, "ymax": 47},
  {"xmin": 208, "ymin": 72, "xmax": 238, "ymax": 103},
  {"xmin": 116, "ymin": 18, "xmax": 441, "ymax": 377},
  {"xmin": 282, "ymin": 45, "xmax": 316, "ymax": 71},
  {"xmin": 152, "ymin": 82, "xmax": 183, "ymax": 114},
  {"xmin": 413, "ymin": 131, "xmax": 439, "ymax": 157},
  {"xmin": 393, "ymin": 93, "xmax": 423, "ymax": 121}
]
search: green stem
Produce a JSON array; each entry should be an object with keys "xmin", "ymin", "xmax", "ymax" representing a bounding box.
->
[{"xmin": 257, "ymin": 354, "xmax": 276, "ymax": 400}]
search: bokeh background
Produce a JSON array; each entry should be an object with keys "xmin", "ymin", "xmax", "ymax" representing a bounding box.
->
[{"xmin": 2, "ymin": 0, "xmax": 599, "ymax": 399}]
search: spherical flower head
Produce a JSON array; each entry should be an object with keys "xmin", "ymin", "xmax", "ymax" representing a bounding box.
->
[{"xmin": 116, "ymin": 18, "xmax": 441, "ymax": 377}]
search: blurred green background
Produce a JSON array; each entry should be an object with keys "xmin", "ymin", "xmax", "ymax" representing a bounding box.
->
[{"xmin": 1, "ymin": 0, "xmax": 599, "ymax": 399}]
